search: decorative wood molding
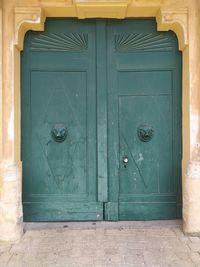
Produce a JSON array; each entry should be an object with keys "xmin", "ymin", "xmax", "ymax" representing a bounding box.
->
[
  {"xmin": 14, "ymin": 7, "xmax": 46, "ymax": 50},
  {"xmin": 115, "ymin": 33, "xmax": 173, "ymax": 52},
  {"xmin": 156, "ymin": 7, "xmax": 188, "ymax": 51},
  {"xmin": 30, "ymin": 33, "xmax": 88, "ymax": 52}
]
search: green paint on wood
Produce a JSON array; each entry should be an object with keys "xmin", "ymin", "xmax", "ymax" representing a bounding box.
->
[
  {"xmin": 104, "ymin": 202, "xmax": 119, "ymax": 221},
  {"xmin": 22, "ymin": 19, "xmax": 101, "ymax": 221},
  {"xmin": 106, "ymin": 19, "xmax": 182, "ymax": 220},
  {"xmin": 22, "ymin": 18, "xmax": 182, "ymax": 221}
]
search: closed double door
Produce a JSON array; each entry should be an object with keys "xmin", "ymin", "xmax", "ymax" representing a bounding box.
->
[{"xmin": 22, "ymin": 19, "xmax": 182, "ymax": 221}]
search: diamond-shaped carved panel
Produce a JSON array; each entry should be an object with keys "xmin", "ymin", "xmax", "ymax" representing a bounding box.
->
[{"xmin": 36, "ymin": 88, "xmax": 86, "ymax": 193}]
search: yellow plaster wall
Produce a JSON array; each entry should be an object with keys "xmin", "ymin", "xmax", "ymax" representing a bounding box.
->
[
  {"xmin": 182, "ymin": 0, "xmax": 200, "ymax": 234},
  {"xmin": 1, "ymin": 0, "xmax": 200, "ymax": 241},
  {"xmin": 0, "ymin": 2, "xmax": 3, "ymax": 163},
  {"xmin": 0, "ymin": 1, "xmax": 3, "ymax": 231}
]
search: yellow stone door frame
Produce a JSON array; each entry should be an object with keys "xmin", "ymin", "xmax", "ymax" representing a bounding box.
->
[{"xmin": 1, "ymin": 0, "xmax": 200, "ymax": 241}]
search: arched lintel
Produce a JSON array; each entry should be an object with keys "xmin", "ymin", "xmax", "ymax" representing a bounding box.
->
[{"xmin": 14, "ymin": 4, "xmax": 188, "ymax": 52}]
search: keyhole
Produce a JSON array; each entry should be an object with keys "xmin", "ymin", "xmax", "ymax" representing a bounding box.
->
[{"xmin": 122, "ymin": 155, "xmax": 129, "ymax": 168}]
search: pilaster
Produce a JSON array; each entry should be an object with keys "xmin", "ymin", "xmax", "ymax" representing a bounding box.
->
[{"xmin": 0, "ymin": 162, "xmax": 23, "ymax": 242}]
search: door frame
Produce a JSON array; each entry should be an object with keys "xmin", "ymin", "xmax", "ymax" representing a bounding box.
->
[{"xmin": 1, "ymin": 0, "xmax": 200, "ymax": 241}]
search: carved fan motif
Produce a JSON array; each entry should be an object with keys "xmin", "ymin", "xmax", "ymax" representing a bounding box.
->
[
  {"xmin": 115, "ymin": 33, "xmax": 173, "ymax": 52},
  {"xmin": 30, "ymin": 33, "xmax": 88, "ymax": 52}
]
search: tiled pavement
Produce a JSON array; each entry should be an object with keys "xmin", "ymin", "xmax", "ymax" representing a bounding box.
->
[{"xmin": 0, "ymin": 220, "xmax": 200, "ymax": 267}]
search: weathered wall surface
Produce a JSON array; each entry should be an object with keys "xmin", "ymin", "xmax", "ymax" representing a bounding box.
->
[
  {"xmin": 183, "ymin": 0, "xmax": 200, "ymax": 234},
  {"xmin": 0, "ymin": 0, "xmax": 23, "ymax": 242},
  {"xmin": 0, "ymin": 0, "xmax": 200, "ymax": 242}
]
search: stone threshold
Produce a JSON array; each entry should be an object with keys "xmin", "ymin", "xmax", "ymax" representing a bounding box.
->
[{"xmin": 24, "ymin": 219, "xmax": 182, "ymax": 231}]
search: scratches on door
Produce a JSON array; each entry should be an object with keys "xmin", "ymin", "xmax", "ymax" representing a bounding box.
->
[
  {"xmin": 121, "ymin": 134, "xmax": 147, "ymax": 188},
  {"xmin": 137, "ymin": 153, "xmax": 144, "ymax": 163}
]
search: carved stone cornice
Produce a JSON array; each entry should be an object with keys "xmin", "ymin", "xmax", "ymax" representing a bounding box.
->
[
  {"xmin": 156, "ymin": 7, "xmax": 188, "ymax": 51},
  {"xmin": 40, "ymin": 0, "xmax": 73, "ymax": 6},
  {"xmin": 73, "ymin": 0, "xmax": 131, "ymax": 19}
]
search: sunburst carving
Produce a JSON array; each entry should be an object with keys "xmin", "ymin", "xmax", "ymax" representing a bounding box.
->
[
  {"xmin": 30, "ymin": 33, "xmax": 88, "ymax": 52},
  {"xmin": 115, "ymin": 33, "xmax": 173, "ymax": 52}
]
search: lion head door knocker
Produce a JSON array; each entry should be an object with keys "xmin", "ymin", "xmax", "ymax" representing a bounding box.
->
[
  {"xmin": 137, "ymin": 124, "xmax": 154, "ymax": 142},
  {"xmin": 51, "ymin": 124, "xmax": 68, "ymax": 143}
]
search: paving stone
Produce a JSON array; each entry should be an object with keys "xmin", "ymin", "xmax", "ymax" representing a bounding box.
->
[
  {"xmin": 163, "ymin": 238, "xmax": 191, "ymax": 252},
  {"xmin": 104, "ymin": 247, "xmax": 119, "ymax": 255},
  {"xmin": 189, "ymin": 252, "xmax": 200, "ymax": 265},
  {"xmin": 124, "ymin": 252, "xmax": 144, "ymax": 265},
  {"xmin": 188, "ymin": 243, "xmax": 200, "ymax": 253},
  {"xmin": 125, "ymin": 241, "xmax": 147, "ymax": 250},
  {"xmin": 0, "ymin": 221, "xmax": 199, "ymax": 267},
  {"xmin": 143, "ymin": 249, "xmax": 165, "ymax": 267},
  {"xmin": 172, "ymin": 227, "xmax": 190, "ymax": 245},
  {"xmin": 0, "ymin": 243, "xmax": 12, "ymax": 253},
  {"xmin": 189, "ymin": 237, "xmax": 200, "ymax": 243},
  {"xmin": 0, "ymin": 252, "xmax": 13, "ymax": 267},
  {"xmin": 105, "ymin": 254, "xmax": 125, "ymax": 264},
  {"xmin": 145, "ymin": 228, "xmax": 176, "ymax": 238},
  {"xmin": 6, "ymin": 252, "xmax": 25, "ymax": 267},
  {"xmin": 106, "ymin": 265, "xmax": 144, "ymax": 267},
  {"xmin": 166, "ymin": 259, "xmax": 196, "ymax": 267}
]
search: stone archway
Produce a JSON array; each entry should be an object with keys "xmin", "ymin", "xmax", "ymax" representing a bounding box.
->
[{"xmin": 0, "ymin": 0, "xmax": 200, "ymax": 242}]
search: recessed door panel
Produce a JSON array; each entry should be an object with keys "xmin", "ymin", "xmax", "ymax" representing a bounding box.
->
[
  {"xmin": 31, "ymin": 71, "xmax": 87, "ymax": 195},
  {"xmin": 119, "ymin": 95, "xmax": 173, "ymax": 195},
  {"xmin": 118, "ymin": 71, "xmax": 172, "ymax": 95}
]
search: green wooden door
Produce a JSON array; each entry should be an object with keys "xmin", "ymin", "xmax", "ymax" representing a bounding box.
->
[
  {"xmin": 22, "ymin": 19, "xmax": 182, "ymax": 221},
  {"xmin": 105, "ymin": 19, "xmax": 182, "ymax": 220},
  {"xmin": 21, "ymin": 19, "xmax": 103, "ymax": 221}
]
